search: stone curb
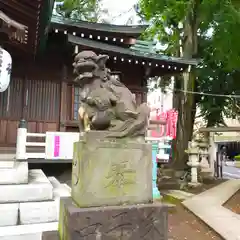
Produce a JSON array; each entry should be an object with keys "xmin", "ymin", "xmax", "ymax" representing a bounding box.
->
[{"xmin": 183, "ymin": 180, "xmax": 240, "ymax": 240}]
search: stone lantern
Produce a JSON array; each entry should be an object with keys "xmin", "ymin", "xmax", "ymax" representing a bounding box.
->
[{"xmin": 186, "ymin": 140, "xmax": 202, "ymax": 187}]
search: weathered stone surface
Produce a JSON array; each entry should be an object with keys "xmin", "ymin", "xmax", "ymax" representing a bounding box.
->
[
  {"xmin": 59, "ymin": 198, "xmax": 168, "ymax": 240},
  {"xmin": 42, "ymin": 231, "xmax": 59, "ymax": 240},
  {"xmin": 0, "ymin": 203, "xmax": 19, "ymax": 226},
  {"xmin": 0, "ymin": 161, "xmax": 28, "ymax": 184},
  {"xmin": 20, "ymin": 200, "xmax": 58, "ymax": 224},
  {"xmin": 0, "ymin": 169, "xmax": 53, "ymax": 203},
  {"xmin": 72, "ymin": 136, "xmax": 152, "ymax": 207}
]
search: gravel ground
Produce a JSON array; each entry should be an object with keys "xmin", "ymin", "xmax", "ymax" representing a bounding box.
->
[{"xmin": 168, "ymin": 203, "xmax": 223, "ymax": 240}]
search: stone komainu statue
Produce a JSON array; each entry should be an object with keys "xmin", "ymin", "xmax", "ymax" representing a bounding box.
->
[{"xmin": 73, "ymin": 50, "xmax": 150, "ymax": 138}]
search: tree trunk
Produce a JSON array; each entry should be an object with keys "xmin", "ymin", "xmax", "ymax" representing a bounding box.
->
[
  {"xmin": 171, "ymin": 74, "xmax": 197, "ymax": 170},
  {"xmin": 170, "ymin": 0, "xmax": 199, "ymax": 171}
]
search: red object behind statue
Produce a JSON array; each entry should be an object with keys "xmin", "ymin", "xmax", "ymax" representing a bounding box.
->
[{"xmin": 150, "ymin": 108, "xmax": 178, "ymax": 139}]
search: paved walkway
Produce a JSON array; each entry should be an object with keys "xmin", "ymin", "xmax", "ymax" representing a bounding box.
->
[
  {"xmin": 183, "ymin": 180, "xmax": 240, "ymax": 240},
  {"xmin": 223, "ymin": 163, "xmax": 240, "ymax": 179}
]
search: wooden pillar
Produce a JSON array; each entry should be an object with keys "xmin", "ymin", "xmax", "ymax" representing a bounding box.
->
[
  {"xmin": 21, "ymin": 76, "xmax": 28, "ymax": 120},
  {"xmin": 59, "ymin": 65, "xmax": 68, "ymax": 131}
]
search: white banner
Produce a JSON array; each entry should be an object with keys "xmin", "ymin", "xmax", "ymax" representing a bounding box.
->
[{"xmin": 45, "ymin": 132, "xmax": 79, "ymax": 159}]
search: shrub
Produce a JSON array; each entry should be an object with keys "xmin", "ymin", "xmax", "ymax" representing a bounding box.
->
[{"xmin": 234, "ymin": 155, "xmax": 240, "ymax": 161}]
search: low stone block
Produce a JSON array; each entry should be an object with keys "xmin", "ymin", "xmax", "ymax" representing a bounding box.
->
[
  {"xmin": 49, "ymin": 179, "xmax": 71, "ymax": 215},
  {"xmin": 48, "ymin": 177, "xmax": 71, "ymax": 198},
  {"xmin": 59, "ymin": 198, "xmax": 168, "ymax": 240},
  {"xmin": 0, "ymin": 154, "xmax": 15, "ymax": 169},
  {"xmin": 0, "ymin": 161, "xmax": 28, "ymax": 184},
  {"xmin": 48, "ymin": 177, "xmax": 61, "ymax": 189},
  {"xmin": 0, "ymin": 222, "xmax": 58, "ymax": 240},
  {"xmin": 0, "ymin": 161, "xmax": 15, "ymax": 169},
  {"xmin": 19, "ymin": 178, "xmax": 71, "ymax": 225},
  {"xmin": 20, "ymin": 201, "xmax": 58, "ymax": 225},
  {"xmin": 0, "ymin": 169, "xmax": 53, "ymax": 203},
  {"xmin": 0, "ymin": 203, "xmax": 19, "ymax": 226},
  {"xmin": 62, "ymin": 184, "xmax": 71, "ymax": 193},
  {"xmin": 48, "ymin": 177, "xmax": 71, "ymax": 216},
  {"xmin": 0, "ymin": 233, "xmax": 42, "ymax": 240},
  {"xmin": 72, "ymin": 134, "xmax": 152, "ymax": 207},
  {"xmin": 42, "ymin": 231, "xmax": 59, "ymax": 240}
]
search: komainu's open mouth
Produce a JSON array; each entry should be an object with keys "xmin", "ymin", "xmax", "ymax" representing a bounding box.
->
[{"xmin": 73, "ymin": 60, "xmax": 97, "ymax": 75}]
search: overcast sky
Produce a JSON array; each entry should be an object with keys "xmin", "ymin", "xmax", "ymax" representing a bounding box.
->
[
  {"xmin": 54, "ymin": 0, "xmax": 140, "ymax": 25},
  {"xmin": 101, "ymin": 0, "xmax": 140, "ymax": 24}
]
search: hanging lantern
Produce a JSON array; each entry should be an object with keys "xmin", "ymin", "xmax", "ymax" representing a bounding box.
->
[{"xmin": 0, "ymin": 47, "xmax": 12, "ymax": 92}]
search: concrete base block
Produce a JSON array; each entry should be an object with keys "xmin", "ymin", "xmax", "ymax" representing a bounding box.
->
[
  {"xmin": 0, "ymin": 154, "xmax": 15, "ymax": 169},
  {"xmin": 0, "ymin": 233, "xmax": 42, "ymax": 240},
  {"xmin": 0, "ymin": 203, "xmax": 19, "ymax": 227},
  {"xmin": 20, "ymin": 201, "xmax": 57, "ymax": 225},
  {"xmin": 48, "ymin": 177, "xmax": 71, "ymax": 219},
  {"xmin": 47, "ymin": 177, "xmax": 60, "ymax": 188},
  {"xmin": 48, "ymin": 177, "xmax": 71, "ymax": 198},
  {"xmin": 19, "ymin": 177, "xmax": 71, "ymax": 225},
  {"xmin": 0, "ymin": 222, "xmax": 58, "ymax": 240},
  {"xmin": 0, "ymin": 161, "xmax": 15, "ymax": 169},
  {"xmin": 59, "ymin": 198, "xmax": 169, "ymax": 240},
  {"xmin": 0, "ymin": 169, "xmax": 53, "ymax": 203},
  {"xmin": 0, "ymin": 162, "xmax": 28, "ymax": 185}
]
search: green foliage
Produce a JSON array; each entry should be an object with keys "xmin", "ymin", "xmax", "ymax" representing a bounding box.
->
[
  {"xmin": 139, "ymin": 0, "xmax": 240, "ymax": 126},
  {"xmin": 55, "ymin": 0, "xmax": 100, "ymax": 21},
  {"xmin": 234, "ymin": 155, "xmax": 240, "ymax": 161}
]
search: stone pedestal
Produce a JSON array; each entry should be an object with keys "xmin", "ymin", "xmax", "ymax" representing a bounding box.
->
[
  {"xmin": 72, "ymin": 135, "xmax": 152, "ymax": 207},
  {"xmin": 0, "ymin": 156, "xmax": 71, "ymax": 239},
  {"xmin": 59, "ymin": 198, "xmax": 168, "ymax": 240},
  {"xmin": 50, "ymin": 131, "xmax": 169, "ymax": 240}
]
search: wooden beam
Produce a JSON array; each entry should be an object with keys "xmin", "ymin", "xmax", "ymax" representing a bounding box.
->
[
  {"xmin": 0, "ymin": 10, "xmax": 27, "ymax": 30},
  {"xmin": 0, "ymin": 10, "xmax": 28, "ymax": 43},
  {"xmin": 199, "ymin": 127, "xmax": 240, "ymax": 132},
  {"xmin": 59, "ymin": 66, "xmax": 68, "ymax": 131},
  {"xmin": 0, "ymin": 1, "xmax": 37, "ymax": 20},
  {"xmin": 17, "ymin": 0, "xmax": 40, "ymax": 9},
  {"xmin": 1, "ymin": 39, "xmax": 29, "ymax": 53},
  {"xmin": 0, "ymin": 7, "xmax": 37, "ymax": 25}
]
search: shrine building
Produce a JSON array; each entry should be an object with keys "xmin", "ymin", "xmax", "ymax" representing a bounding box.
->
[{"xmin": 0, "ymin": 1, "xmax": 198, "ymax": 148}]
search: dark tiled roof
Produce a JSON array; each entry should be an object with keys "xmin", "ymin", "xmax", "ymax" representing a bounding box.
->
[
  {"xmin": 68, "ymin": 34, "xmax": 199, "ymax": 66},
  {"xmin": 51, "ymin": 15, "xmax": 148, "ymax": 35}
]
